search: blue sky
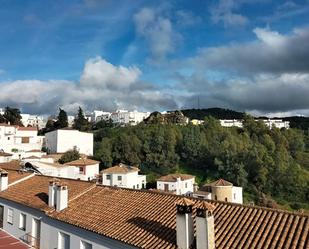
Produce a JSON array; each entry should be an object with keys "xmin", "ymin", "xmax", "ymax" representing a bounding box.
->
[{"xmin": 0, "ymin": 0, "xmax": 309, "ymax": 115}]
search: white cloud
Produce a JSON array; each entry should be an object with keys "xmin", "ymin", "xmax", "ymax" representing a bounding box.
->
[
  {"xmin": 133, "ymin": 7, "xmax": 180, "ymax": 62},
  {"xmin": 0, "ymin": 57, "xmax": 177, "ymax": 114},
  {"xmin": 210, "ymin": 0, "xmax": 249, "ymax": 27}
]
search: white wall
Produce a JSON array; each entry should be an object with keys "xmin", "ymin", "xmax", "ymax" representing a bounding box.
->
[
  {"xmin": 232, "ymin": 186, "xmax": 243, "ymax": 204},
  {"xmin": 45, "ymin": 130, "xmax": 93, "ymax": 156},
  {"xmin": 157, "ymin": 178, "xmax": 195, "ymax": 195},
  {"xmin": 102, "ymin": 171, "xmax": 146, "ymax": 189}
]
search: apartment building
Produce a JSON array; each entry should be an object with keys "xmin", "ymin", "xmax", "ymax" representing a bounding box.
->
[
  {"xmin": 220, "ymin": 119, "xmax": 290, "ymax": 129},
  {"xmin": 20, "ymin": 114, "xmax": 47, "ymax": 130}
]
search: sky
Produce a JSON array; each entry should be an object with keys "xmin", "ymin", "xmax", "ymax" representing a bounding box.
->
[{"xmin": 0, "ymin": 0, "xmax": 309, "ymax": 116}]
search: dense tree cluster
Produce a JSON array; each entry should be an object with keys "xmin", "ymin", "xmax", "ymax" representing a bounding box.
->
[
  {"xmin": 0, "ymin": 107, "xmax": 23, "ymax": 126},
  {"xmin": 94, "ymin": 115, "xmax": 309, "ymax": 210},
  {"xmin": 58, "ymin": 148, "xmax": 80, "ymax": 164}
]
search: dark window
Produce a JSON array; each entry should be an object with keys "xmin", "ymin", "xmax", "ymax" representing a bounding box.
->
[
  {"xmin": 106, "ymin": 175, "xmax": 111, "ymax": 180},
  {"xmin": 225, "ymin": 197, "xmax": 228, "ymax": 202},
  {"xmin": 118, "ymin": 175, "xmax": 122, "ymax": 181}
]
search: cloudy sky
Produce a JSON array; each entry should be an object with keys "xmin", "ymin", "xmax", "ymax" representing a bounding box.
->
[{"xmin": 0, "ymin": 0, "xmax": 309, "ymax": 116}]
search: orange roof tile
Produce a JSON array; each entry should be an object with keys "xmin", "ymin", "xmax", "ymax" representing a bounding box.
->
[
  {"xmin": 17, "ymin": 127, "xmax": 37, "ymax": 131},
  {"xmin": 65, "ymin": 158, "xmax": 99, "ymax": 166},
  {"xmin": 101, "ymin": 163, "xmax": 139, "ymax": 173},
  {"xmin": 0, "ymin": 152, "xmax": 12, "ymax": 157},
  {"xmin": 206, "ymin": 179, "xmax": 233, "ymax": 187},
  {"xmin": 157, "ymin": 173, "xmax": 195, "ymax": 182},
  {"xmin": 0, "ymin": 161, "xmax": 22, "ymax": 171},
  {"xmin": 0, "ymin": 175, "xmax": 307, "ymax": 249}
]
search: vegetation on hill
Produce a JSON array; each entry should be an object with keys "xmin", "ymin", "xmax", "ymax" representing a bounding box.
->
[
  {"xmin": 181, "ymin": 108, "xmax": 245, "ymax": 120},
  {"xmin": 93, "ymin": 115, "xmax": 309, "ymax": 211},
  {"xmin": 0, "ymin": 106, "xmax": 23, "ymax": 126},
  {"xmin": 58, "ymin": 148, "xmax": 80, "ymax": 164}
]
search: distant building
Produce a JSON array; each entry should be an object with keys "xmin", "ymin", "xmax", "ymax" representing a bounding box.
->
[
  {"xmin": 157, "ymin": 173, "xmax": 195, "ymax": 195},
  {"xmin": 190, "ymin": 119, "xmax": 204, "ymax": 125},
  {"xmin": 101, "ymin": 163, "xmax": 146, "ymax": 189},
  {"xmin": 109, "ymin": 110, "xmax": 150, "ymax": 126},
  {"xmin": 220, "ymin": 119, "xmax": 290, "ymax": 129},
  {"xmin": 86, "ymin": 110, "xmax": 111, "ymax": 123},
  {"xmin": 193, "ymin": 178, "xmax": 243, "ymax": 204},
  {"xmin": 20, "ymin": 114, "xmax": 47, "ymax": 129},
  {"xmin": 67, "ymin": 115, "xmax": 75, "ymax": 127},
  {"xmin": 0, "ymin": 152, "xmax": 13, "ymax": 163},
  {"xmin": 45, "ymin": 129, "xmax": 93, "ymax": 156},
  {"xmin": 0, "ymin": 124, "xmax": 44, "ymax": 158}
]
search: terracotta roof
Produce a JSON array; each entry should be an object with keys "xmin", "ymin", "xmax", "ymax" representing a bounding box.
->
[
  {"xmin": 0, "ymin": 175, "xmax": 308, "ymax": 249},
  {"xmin": 6, "ymin": 169, "xmax": 33, "ymax": 185},
  {"xmin": 23, "ymin": 156, "xmax": 41, "ymax": 159},
  {"xmin": 0, "ymin": 161, "xmax": 22, "ymax": 171},
  {"xmin": 17, "ymin": 127, "xmax": 37, "ymax": 131},
  {"xmin": 206, "ymin": 179, "xmax": 233, "ymax": 187},
  {"xmin": 26, "ymin": 149, "xmax": 42, "ymax": 152},
  {"xmin": 176, "ymin": 197, "xmax": 195, "ymax": 206},
  {"xmin": 49, "ymin": 186, "xmax": 309, "ymax": 249},
  {"xmin": 0, "ymin": 152, "xmax": 12, "ymax": 157},
  {"xmin": 101, "ymin": 163, "xmax": 139, "ymax": 174},
  {"xmin": 65, "ymin": 158, "xmax": 99, "ymax": 166},
  {"xmin": 0, "ymin": 175, "xmax": 93, "ymax": 211},
  {"xmin": 157, "ymin": 173, "xmax": 195, "ymax": 182}
]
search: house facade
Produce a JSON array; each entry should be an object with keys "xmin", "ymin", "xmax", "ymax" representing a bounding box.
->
[
  {"xmin": 45, "ymin": 129, "xmax": 93, "ymax": 156},
  {"xmin": 101, "ymin": 163, "xmax": 146, "ymax": 189},
  {"xmin": 157, "ymin": 173, "xmax": 195, "ymax": 195}
]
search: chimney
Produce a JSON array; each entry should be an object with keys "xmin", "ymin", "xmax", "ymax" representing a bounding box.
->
[
  {"xmin": 196, "ymin": 201, "xmax": 216, "ymax": 249},
  {"xmin": 0, "ymin": 169, "xmax": 8, "ymax": 191},
  {"xmin": 176, "ymin": 198, "xmax": 195, "ymax": 249},
  {"xmin": 48, "ymin": 179, "xmax": 59, "ymax": 207},
  {"xmin": 56, "ymin": 183, "xmax": 68, "ymax": 211}
]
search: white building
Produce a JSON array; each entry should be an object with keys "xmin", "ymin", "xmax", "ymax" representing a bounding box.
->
[
  {"xmin": 219, "ymin": 119, "xmax": 290, "ymax": 129},
  {"xmin": 20, "ymin": 114, "xmax": 47, "ymax": 130},
  {"xmin": 86, "ymin": 110, "xmax": 111, "ymax": 123},
  {"xmin": 0, "ymin": 124, "xmax": 44, "ymax": 158},
  {"xmin": 157, "ymin": 173, "xmax": 195, "ymax": 195},
  {"xmin": 0, "ymin": 152, "xmax": 13, "ymax": 163},
  {"xmin": 193, "ymin": 179, "xmax": 243, "ymax": 204},
  {"xmin": 0, "ymin": 170, "xmax": 305, "ymax": 249},
  {"xmin": 67, "ymin": 116, "xmax": 75, "ymax": 127},
  {"xmin": 22, "ymin": 158, "xmax": 99, "ymax": 181},
  {"xmin": 45, "ymin": 129, "xmax": 93, "ymax": 156},
  {"xmin": 109, "ymin": 110, "xmax": 150, "ymax": 126},
  {"xmin": 101, "ymin": 163, "xmax": 146, "ymax": 189}
]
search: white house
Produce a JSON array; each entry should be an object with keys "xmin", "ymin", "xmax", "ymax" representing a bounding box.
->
[
  {"xmin": 45, "ymin": 129, "xmax": 93, "ymax": 156},
  {"xmin": 0, "ymin": 152, "xmax": 13, "ymax": 163},
  {"xmin": 109, "ymin": 110, "xmax": 150, "ymax": 126},
  {"xmin": 156, "ymin": 173, "xmax": 195, "ymax": 195},
  {"xmin": 193, "ymin": 179, "xmax": 243, "ymax": 204},
  {"xmin": 219, "ymin": 119, "xmax": 290, "ymax": 129},
  {"xmin": 22, "ymin": 158, "xmax": 99, "ymax": 181},
  {"xmin": 20, "ymin": 114, "xmax": 47, "ymax": 130},
  {"xmin": 101, "ymin": 163, "xmax": 146, "ymax": 189},
  {"xmin": 0, "ymin": 124, "xmax": 44, "ymax": 158},
  {"xmin": 0, "ymin": 170, "xmax": 306, "ymax": 249}
]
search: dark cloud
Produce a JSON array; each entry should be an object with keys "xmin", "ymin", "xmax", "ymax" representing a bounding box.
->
[{"xmin": 193, "ymin": 27, "xmax": 309, "ymax": 74}]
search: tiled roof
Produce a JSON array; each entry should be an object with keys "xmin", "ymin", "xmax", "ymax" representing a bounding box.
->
[
  {"xmin": 0, "ymin": 175, "xmax": 308, "ymax": 249},
  {"xmin": 157, "ymin": 173, "xmax": 195, "ymax": 182},
  {"xmin": 17, "ymin": 127, "xmax": 37, "ymax": 131},
  {"xmin": 206, "ymin": 179, "xmax": 233, "ymax": 187},
  {"xmin": 6, "ymin": 170, "xmax": 33, "ymax": 185},
  {"xmin": 0, "ymin": 175, "xmax": 93, "ymax": 211},
  {"xmin": 26, "ymin": 149, "xmax": 42, "ymax": 152},
  {"xmin": 23, "ymin": 156, "xmax": 41, "ymax": 159},
  {"xmin": 0, "ymin": 161, "xmax": 22, "ymax": 171},
  {"xmin": 0, "ymin": 152, "xmax": 12, "ymax": 157},
  {"xmin": 65, "ymin": 158, "xmax": 99, "ymax": 166},
  {"xmin": 101, "ymin": 163, "xmax": 139, "ymax": 174}
]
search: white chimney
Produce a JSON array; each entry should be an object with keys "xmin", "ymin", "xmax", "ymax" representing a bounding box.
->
[
  {"xmin": 196, "ymin": 201, "xmax": 216, "ymax": 249},
  {"xmin": 56, "ymin": 183, "xmax": 68, "ymax": 211},
  {"xmin": 0, "ymin": 169, "xmax": 8, "ymax": 191},
  {"xmin": 176, "ymin": 198, "xmax": 195, "ymax": 249},
  {"xmin": 48, "ymin": 179, "xmax": 59, "ymax": 207}
]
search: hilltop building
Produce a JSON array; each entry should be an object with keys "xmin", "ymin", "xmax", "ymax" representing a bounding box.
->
[
  {"xmin": 157, "ymin": 173, "xmax": 195, "ymax": 195},
  {"xmin": 220, "ymin": 119, "xmax": 290, "ymax": 129},
  {"xmin": 101, "ymin": 163, "xmax": 146, "ymax": 189},
  {"xmin": 0, "ymin": 170, "xmax": 306, "ymax": 249},
  {"xmin": 20, "ymin": 114, "xmax": 47, "ymax": 129},
  {"xmin": 45, "ymin": 129, "xmax": 93, "ymax": 156},
  {"xmin": 193, "ymin": 179, "xmax": 243, "ymax": 204}
]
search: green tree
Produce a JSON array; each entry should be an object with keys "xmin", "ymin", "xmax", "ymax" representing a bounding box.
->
[
  {"xmin": 58, "ymin": 148, "xmax": 80, "ymax": 164},
  {"xmin": 94, "ymin": 138, "xmax": 113, "ymax": 167},
  {"xmin": 55, "ymin": 108, "xmax": 68, "ymax": 128},
  {"xmin": 73, "ymin": 107, "xmax": 91, "ymax": 131},
  {"xmin": 3, "ymin": 106, "xmax": 23, "ymax": 125}
]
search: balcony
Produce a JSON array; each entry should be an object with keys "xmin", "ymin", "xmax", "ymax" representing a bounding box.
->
[{"xmin": 21, "ymin": 232, "xmax": 40, "ymax": 248}]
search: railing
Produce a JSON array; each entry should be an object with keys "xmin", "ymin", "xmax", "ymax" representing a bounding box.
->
[{"xmin": 21, "ymin": 232, "xmax": 40, "ymax": 248}]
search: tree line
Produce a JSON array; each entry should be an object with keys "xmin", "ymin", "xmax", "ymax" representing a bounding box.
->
[{"xmin": 93, "ymin": 116, "xmax": 309, "ymax": 210}]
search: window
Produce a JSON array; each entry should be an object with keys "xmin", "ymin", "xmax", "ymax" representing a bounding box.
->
[
  {"xmin": 80, "ymin": 240, "xmax": 92, "ymax": 249},
  {"xmin": 7, "ymin": 208, "xmax": 13, "ymax": 224},
  {"xmin": 185, "ymin": 183, "xmax": 188, "ymax": 188},
  {"xmin": 79, "ymin": 167, "xmax": 84, "ymax": 174},
  {"xmin": 21, "ymin": 137, "xmax": 30, "ymax": 143},
  {"xmin": 117, "ymin": 175, "xmax": 122, "ymax": 181},
  {"xmin": 106, "ymin": 175, "xmax": 111, "ymax": 180},
  {"xmin": 19, "ymin": 213, "xmax": 26, "ymax": 230},
  {"xmin": 137, "ymin": 184, "xmax": 139, "ymax": 189},
  {"xmin": 233, "ymin": 193, "xmax": 236, "ymax": 200},
  {"xmin": 215, "ymin": 195, "xmax": 217, "ymax": 201},
  {"xmin": 225, "ymin": 197, "xmax": 228, "ymax": 202},
  {"xmin": 58, "ymin": 232, "xmax": 70, "ymax": 249}
]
